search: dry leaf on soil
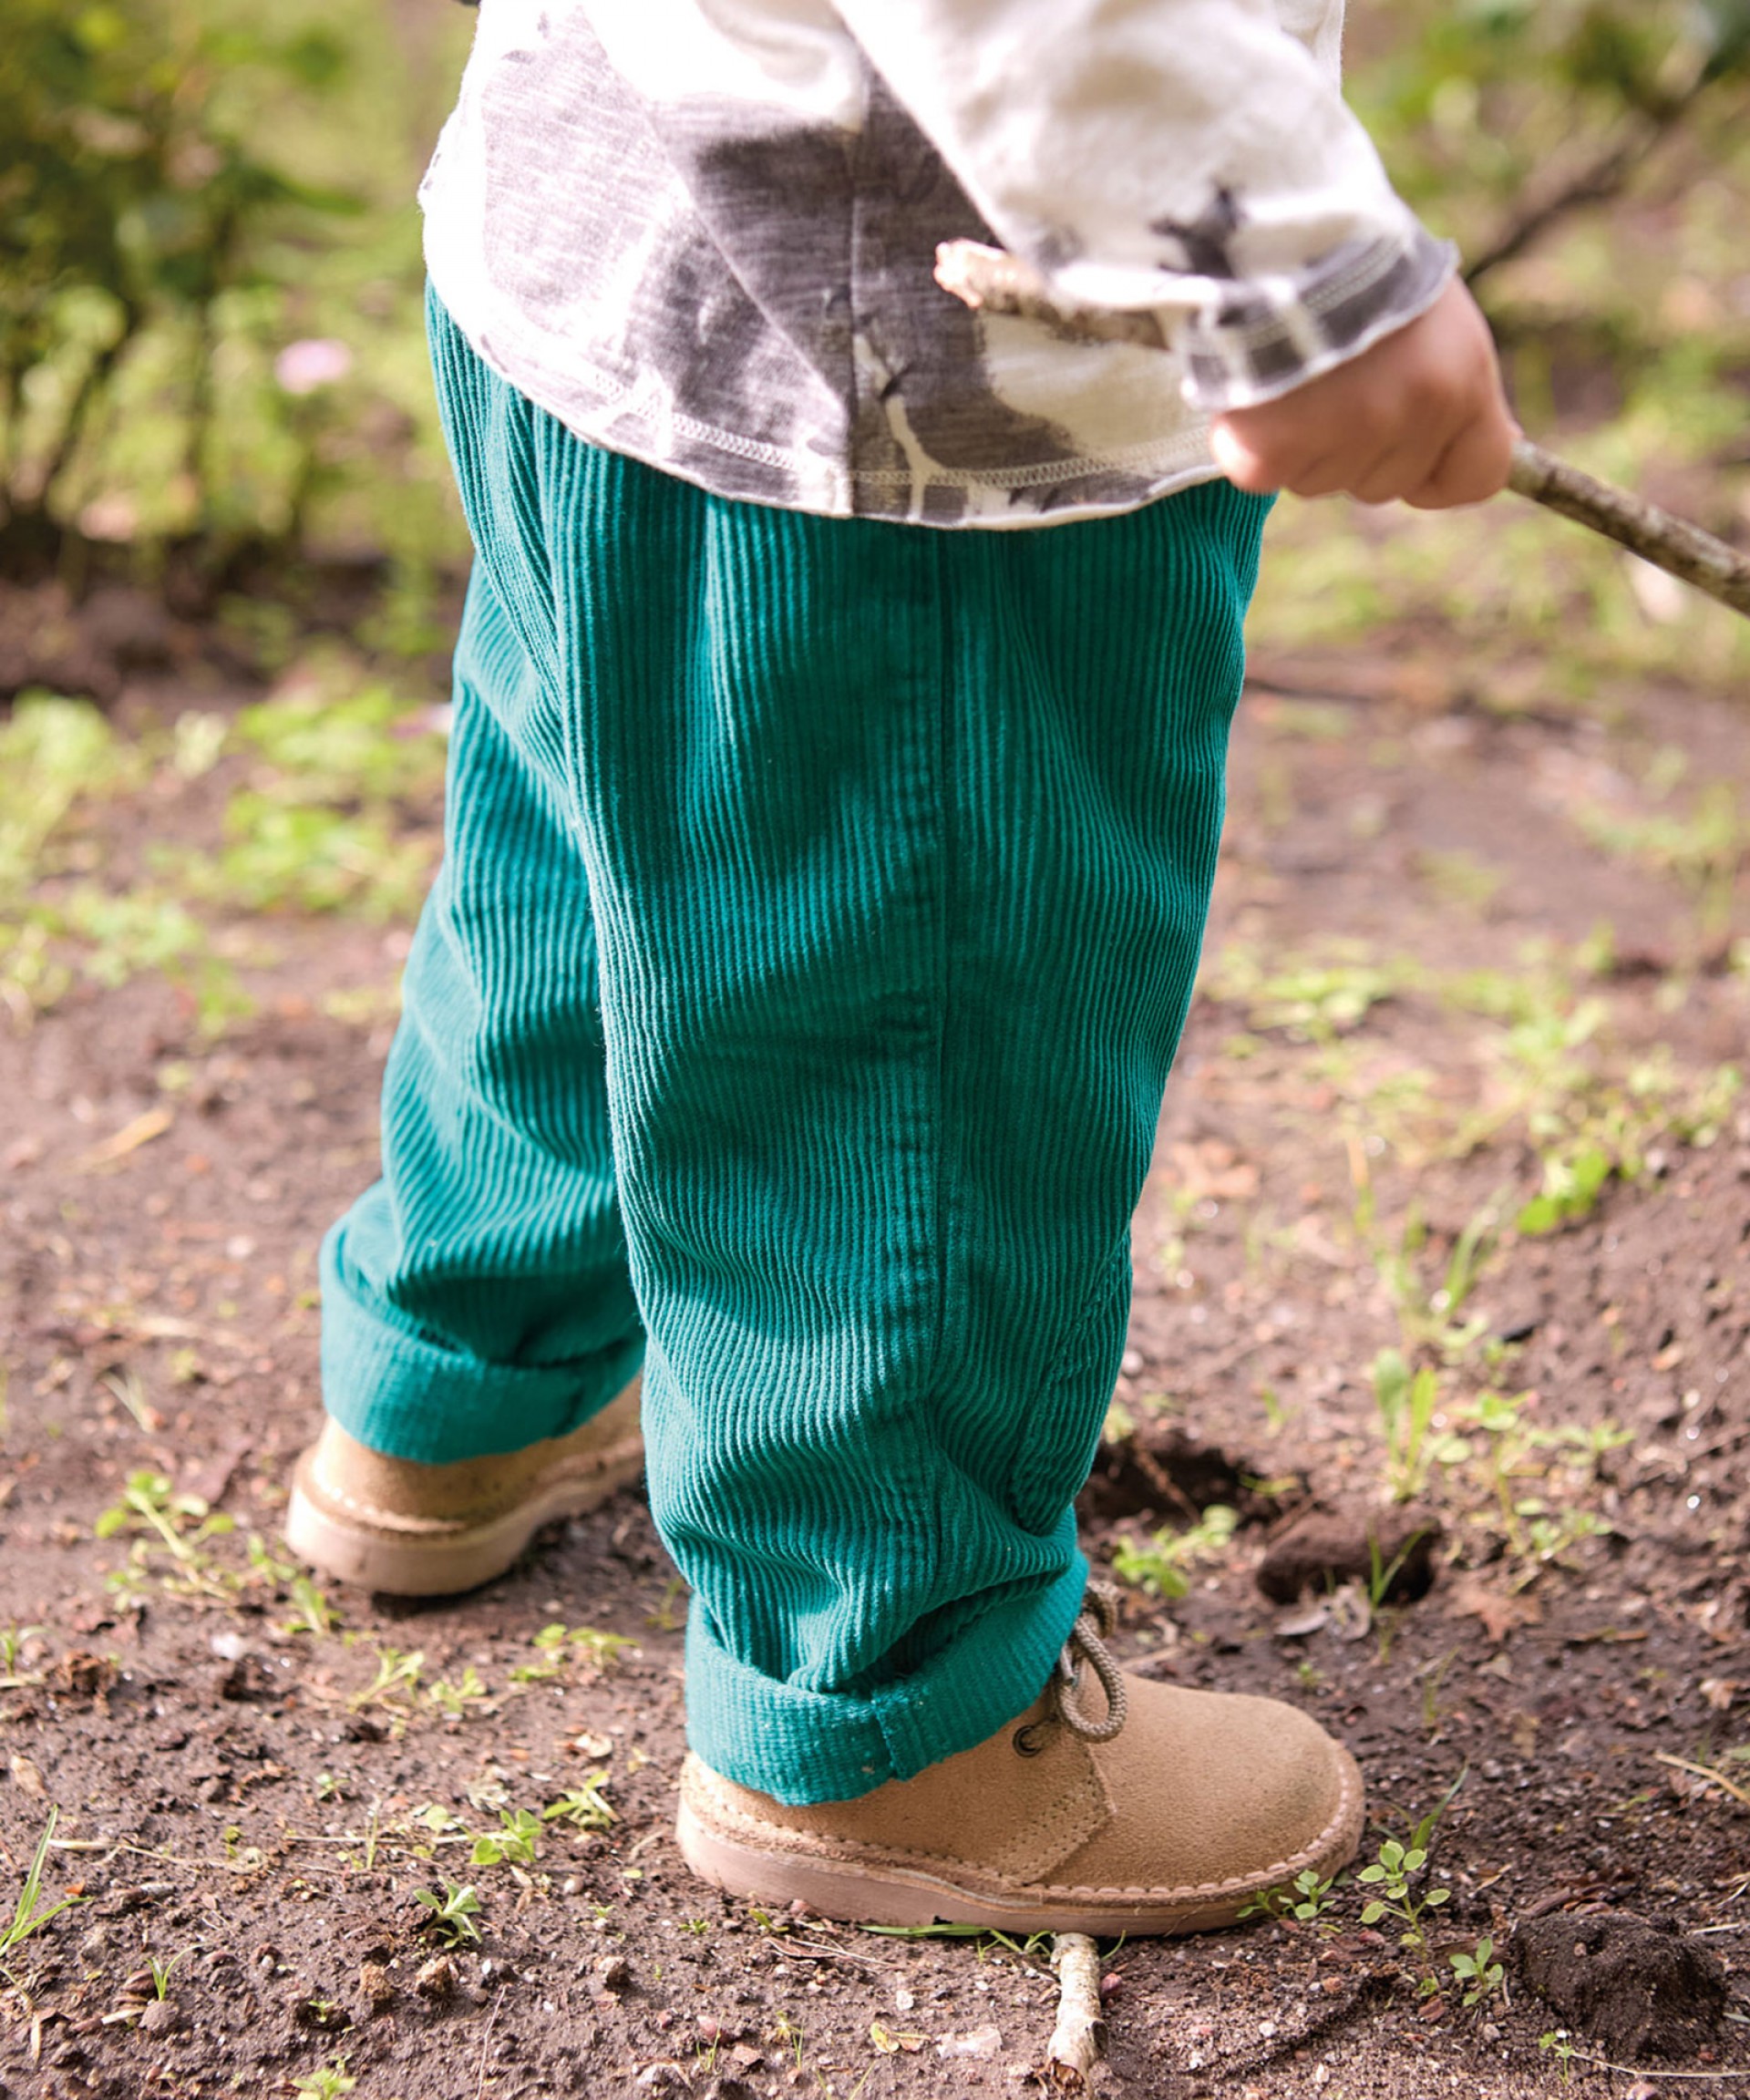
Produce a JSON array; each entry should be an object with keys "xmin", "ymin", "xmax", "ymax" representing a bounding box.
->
[{"xmin": 1445, "ymin": 1574, "xmax": 1542, "ymax": 1645}]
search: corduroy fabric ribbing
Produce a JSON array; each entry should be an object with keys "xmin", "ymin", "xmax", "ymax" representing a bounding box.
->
[{"xmin": 320, "ymin": 289, "xmax": 1270, "ymax": 1804}]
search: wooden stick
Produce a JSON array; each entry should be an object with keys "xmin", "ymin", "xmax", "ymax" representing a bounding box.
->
[
  {"xmin": 934, "ymin": 239, "xmax": 1750, "ymax": 623},
  {"xmin": 1045, "ymin": 1932, "xmax": 1107, "ymax": 2090},
  {"xmin": 1505, "ymin": 438, "xmax": 1750, "ymax": 617}
]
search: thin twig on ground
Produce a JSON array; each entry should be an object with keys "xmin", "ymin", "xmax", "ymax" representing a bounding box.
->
[{"xmin": 1046, "ymin": 1933, "xmax": 1106, "ymax": 2090}]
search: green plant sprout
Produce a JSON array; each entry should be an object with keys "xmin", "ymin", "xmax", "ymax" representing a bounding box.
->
[
  {"xmin": 346, "ymin": 1645, "xmax": 424, "ymax": 1711},
  {"xmin": 0, "ymin": 1807, "xmax": 85, "ymax": 1975},
  {"xmin": 542, "ymin": 1775, "xmax": 616, "ymax": 1833},
  {"xmin": 0, "ymin": 1625, "xmax": 47, "ymax": 1685},
  {"xmin": 1538, "ymin": 2031, "xmax": 1580, "ymax": 2085},
  {"xmin": 280, "ymin": 1574, "xmax": 338, "ymax": 1638},
  {"xmin": 1356, "ymin": 1778, "xmax": 1467, "ymax": 2000},
  {"xmin": 426, "ymin": 1667, "xmax": 489, "ymax": 1718},
  {"xmin": 414, "ymin": 1881, "xmax": 482, "ymax": 1946},
  {"xmin": 1449, "ymin": 1933, "xmax": 1506, "ymax": 2007},
  {"xmin": 771, "ymin": 2010, "xmax": 806, "ymax": 2068},
  {"xmin": 1449, "ymin": 1389, "xmax": 1625, "ymax": 1580},
  {"xmin": 95, "ymin": 1470, "xmax": 235, "ymax": 1566},
  {"xmin": 646, "ymin": 1578, "xmax": 688, "ymax": 1632},
  {"xmin": 1111, "ymin": 1503, "xmax": 1239, "ymax": 1600},
  {"xmin": 470, "ymin": 1809, "xmax": 540, "ymax": 1868},
  {"xmin": 1372, "ymin": 1350, "xmax": 1467, "ymax": 1503},
  {"xmin": 1371, "ymin": 1199, "xmax": 1501, "ymax": 1363},
  {"xmin": 1237, "ymin": 1867, "xmax": 1343, "ymax": 1931},
  {"xmin": 509, "ymin": 1623, "xmax": 638, "ymax": 1685},
  {"xmin": 290, "ymin": 2058, "xmax": 356, "ymax": 2099}
]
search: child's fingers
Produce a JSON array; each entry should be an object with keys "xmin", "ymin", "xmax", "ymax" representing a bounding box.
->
[
  {"xmin": 1209, "ymin": 417, "xmax": 1333, "ymax": 494},
  {"xmin": 1401, "ymin": 412, "xmax": 1518, "ymax": 510},
  {"xmin": 1347, "ymin": 429, "xmax": 1453, "ymax": 506}
]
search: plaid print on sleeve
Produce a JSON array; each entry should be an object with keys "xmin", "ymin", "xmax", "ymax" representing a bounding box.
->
[{"xmin": 1179, "ymin": 221, "xmax": 1458, "ymax": 413}]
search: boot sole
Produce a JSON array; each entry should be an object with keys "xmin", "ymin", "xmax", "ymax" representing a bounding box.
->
[
  {"xmin": 676, "ymin": 1745, "xmax": 1364, "ymax": 1938},
  {"xmin": 283, "ymin": 1434, "xmax": 645, "ymax": 1597}
]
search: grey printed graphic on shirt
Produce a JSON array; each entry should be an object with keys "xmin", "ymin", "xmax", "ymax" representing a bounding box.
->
[{"xmin": 424, "ymin": 0, "xmax": 1455, "ymax": 529}]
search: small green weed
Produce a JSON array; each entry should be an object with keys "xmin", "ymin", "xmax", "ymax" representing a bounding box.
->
[
  {"xmin": 1356, "ymin": 1782, "xmax": 1463, "ymax": 1996},
  {"xmin": 770, "ymin": 2010, "xmax": 806, "ymax": 2068},
  {"xmin": 425, "ymin": 1666, "xmax": 489, "ymax": 1718},
  {"xmin": 542, "ymin": 1774, "xmax": 616, "ymax": 1833},
  {"xmin": 1372, "ymin": 1351, "xmax": 1466, "ymax": 1503},
  {"xmin": 0, "ymin": 1807, "xmax": 85, "ymax": 1974},
  {"xmin": 509, "ymin": 1622, "xmax": 637, "ymax": 1685},
  {"xmin": 413, "ymin": 1880, "xmax": 482, "ymax": 1947},
  {"xmin": 1238, "ymin": 1866, "xmax": 1343, "ymax": 1931},
  {"xmin": 417, "ymin": 1662, "xmax": 485, "ymax": 1714},
  {"xmin": 1449, "ymin": 1933, "xmax": 1506, "ymax": 2008},
  {"xmin": 95, "ymin": 1470, "xmax": 241, "ymax": 1601},
  {"xmin": 0, "ymin": 1625, "xmax": 47, "ymax": 1684},
  {"xmin": 346, "ymin": 1645, "xmax": 424, "ymax": 1713},
  {"xmin": 290, "ymin": 2058, "xmax": 355, "ymax": 2098},
  {"xmin": 280, "ymin": 1574, "xmax": 339, "ymax": 1638},
  {"xmin": 1111, "ymin": 1503, "xmax": 1239, "ymax": 1601},
  {"xmin": 469, "ymin": 1808, "xmax": 540, "ymax": 1868}
]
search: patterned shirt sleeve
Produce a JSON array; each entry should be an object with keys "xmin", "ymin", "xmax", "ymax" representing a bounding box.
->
[{"xmin": 828, "ymin": 0, "xmax": 1457, "ymax": 411}]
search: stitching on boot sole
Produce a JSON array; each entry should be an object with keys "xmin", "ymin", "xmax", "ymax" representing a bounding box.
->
[{"xmin": 680, "ymin": 1752, "xmax": 1363, "ymax": 1906}]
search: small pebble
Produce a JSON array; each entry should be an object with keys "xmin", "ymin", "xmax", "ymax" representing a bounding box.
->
[
  {"xmin": 415, "ymin": 1954, "xmax": 457, "ymax": 2000},
  {"xmin": 357, "ymin": 1961, "xmax": 395, "ymax": 2012},
  {"xmin": 593, "ymin": 1953, "xmax": 632, "ymax": 1994}
]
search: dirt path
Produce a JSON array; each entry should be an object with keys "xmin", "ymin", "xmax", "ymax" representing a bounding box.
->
[{"xmin": 2, "ymin": 612, "xmax": 1746, "ymax": 2098}]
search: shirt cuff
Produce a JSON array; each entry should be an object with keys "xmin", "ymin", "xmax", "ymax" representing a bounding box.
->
[{"xmin": 1179, "ymin": 221, "xmax": 1458, "ymax": 414}]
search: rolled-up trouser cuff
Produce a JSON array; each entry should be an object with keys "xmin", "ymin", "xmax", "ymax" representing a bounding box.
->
[
  {"xmin": 318, "ymin": 1221, "xmax": 644, "ymax": 1466},
  {"xmin": 682, "ymin": 1538, "xmax": 1090, "ymax": 1805}
]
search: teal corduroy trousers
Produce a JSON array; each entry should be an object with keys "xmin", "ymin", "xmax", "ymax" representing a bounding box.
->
[{"xmin": 321, "ymin": 291, "xmax": 1270, "ymax": 1803}]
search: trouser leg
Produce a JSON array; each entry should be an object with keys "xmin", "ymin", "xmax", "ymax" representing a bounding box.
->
[
  {"xmin": 420, "ymin": 289, "xmax": 1269, "ymax": 1800},
  {"xmin": 320, "ymin": 561, "xmax": 642, "ymax": 1463}
]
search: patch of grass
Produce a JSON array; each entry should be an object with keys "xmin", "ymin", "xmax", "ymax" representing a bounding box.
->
[
  {"xmin": 0, "ymin": 696, "xmax": 142, "ymax": 904},
  {"xmin": 0, "ymin": 1807, "xmax": 85, "ymax": 1976},
  {"xmin": 1571, "ymin": 780, "xmax": 1747, "ymax": 936}
]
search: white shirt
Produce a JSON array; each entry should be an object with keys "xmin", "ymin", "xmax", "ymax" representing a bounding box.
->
[{"xmin": 421, "ymin": 0, "xmax": 1452, "ymax": 527}]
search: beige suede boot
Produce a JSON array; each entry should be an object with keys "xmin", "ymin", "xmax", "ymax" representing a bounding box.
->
[
  {"xmin": 283, "ymin": 1378, "xmax": 643, "ymax": 1595},
  {"xmin": 677, "ymin": 1588, "xmax": 1364, "ymax": 1936}
]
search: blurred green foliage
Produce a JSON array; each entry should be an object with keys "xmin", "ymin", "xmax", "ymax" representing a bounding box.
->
[
  {"xmin": 1354, "ymin": 0, "xmax": 1750, "ymax": 273},
  {"xmin": 0, "ymin": 0, "xmax": 469, "ymax": 592},
  {"xmin": 0, "ymin": 674, "xmax": 446, "ymax": 1035},
  {"xmin": 1250, "ymin": 0, "xmax": 1750, "ymax": 691}
]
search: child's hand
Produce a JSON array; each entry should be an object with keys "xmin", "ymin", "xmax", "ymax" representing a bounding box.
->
[{"xmin": 1208, "ymin": 278, "xmax": 1517, "ymax": 510}]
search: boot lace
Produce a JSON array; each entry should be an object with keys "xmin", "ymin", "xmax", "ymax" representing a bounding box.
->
[{"xmin": 1013, "ymin": 1583, "xmax": 1127, "ymax": 1754}]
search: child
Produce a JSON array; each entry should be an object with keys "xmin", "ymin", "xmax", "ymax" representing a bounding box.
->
[{"xmin": 285, "ymin": 0, "xmax": 1515, "ymax": 1933}]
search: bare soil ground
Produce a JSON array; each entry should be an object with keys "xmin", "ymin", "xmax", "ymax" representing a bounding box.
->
[{"xmin": 2, "ymin": 594, "xmax": 1748, "ymax": 2100}]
